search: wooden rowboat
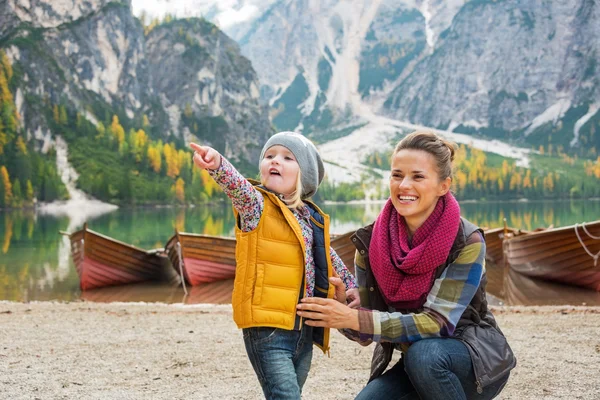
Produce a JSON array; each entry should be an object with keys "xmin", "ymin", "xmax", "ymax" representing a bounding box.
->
[
  {"xmin": 331, "ymin": 230, "xmax": 357, "ymax": 274},
  {"xmin": 165, "ymin": 232, "xmax": 236, "ymax": 285},
  {"xmin": 504, "ymin": 220, "xmax": 600, "ymax": 291},
  {"xmin": 483, "ymin": 226, "xmax": 522, "ymax": 264},
  {"xmin": 167, "ymin": 229, "xmax": 358, "ymax": 286},
  {"xmin": 65, "ymin": 223, "xmax": 180, "ymax": 291},
  {"xmin": 330, "ymin": 225, "xmax": 524, "ymax": 272}
]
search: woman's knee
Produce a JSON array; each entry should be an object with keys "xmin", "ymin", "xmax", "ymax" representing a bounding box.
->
[{"xmin": 404, "ymin": 339, "xmax": 448, "ymax": 370}]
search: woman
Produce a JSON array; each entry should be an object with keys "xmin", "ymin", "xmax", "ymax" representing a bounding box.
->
[{"xmin": 297, "ymin": 131, "xmax": 515, "ymax": 399}]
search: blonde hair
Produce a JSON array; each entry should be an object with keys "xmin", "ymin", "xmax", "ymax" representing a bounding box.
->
[
  {"xmin": 285, "ymin": 170, "xmax": 304, "ymax": 209},
  {"xmin": 259, "ymin": 169, "xmax": 304, "ymax": 209},
  {"xmin": 393, "ymin": 131, "xmax": 456, "ymax": 182}
]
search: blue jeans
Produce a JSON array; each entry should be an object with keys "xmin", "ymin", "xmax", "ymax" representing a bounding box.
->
[
  {"xmin": 243, "ymin": 325, "xmax": 314, "ymax": 400},
  {"xmin": 355, "ymin": 338, "xmax": 509, "ymax": 400}
]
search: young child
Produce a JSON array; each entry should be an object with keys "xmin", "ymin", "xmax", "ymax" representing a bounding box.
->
[{"xmin": 190, "ymin": 131, "xmax": 357, "ymax": 399}]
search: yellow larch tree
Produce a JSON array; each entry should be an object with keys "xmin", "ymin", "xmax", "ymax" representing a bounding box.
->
[
  {"xmin": 53, "ymin": 104, "xmax": 60, "ymax": 124},
  {"xmin": 509, "ymin": 171, "xmax": 522, "ymax": 191},
  {"xmin": 1, "ymin": 166, "xmax": 12, "ymax": 206},
  {"xmin": 455, "ymin": 170, "xmax": 467, "ymax": 193},
  {"xmin": 164, "ymin": 143, "xmax": 181, "ymax": 178},
  {"xmin": 0, "ymin": 69, "xmax": 12, "ymax": 104},
  {"xmin": 15, "ymin": 136, "xmax": 27, "ymax": 154},
  {"xmin": 0, "ymin": 50, "xmax": 13, "ymax": 81},
  {"xmin": 26, "ymin": 180, "xmax": 33, "ymax": 201},
  {"xmin": 523, "ymin": 169, "xmax": 532, "ymax": 189},
  {"xmin": 0, "ymin": 121, "xmax": 7, "ymax": 155},
  {"xmin": 110, "ymin": 115, "xmax": 125, "ymax": 146},
  {"xmin": 172, "ymin": 177, "xmax": 185, "ymax": 203},
  {"xmin": 147, "ymin": 145, "xmax": 162, "ymax": 173}
]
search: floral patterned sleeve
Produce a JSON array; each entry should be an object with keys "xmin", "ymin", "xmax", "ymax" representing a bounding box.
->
[
  {"xmin": 207, "ymin": 156, "xmax": 264, "ymax": 232},
  {"xmin": 330, "ymin": 247, "xmax": 357, "ymax": 289}
]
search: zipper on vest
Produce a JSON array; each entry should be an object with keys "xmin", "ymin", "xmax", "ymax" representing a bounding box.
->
[{"xmin": 476, "ymin": 379, "xmax": 483, "ymax": 394}]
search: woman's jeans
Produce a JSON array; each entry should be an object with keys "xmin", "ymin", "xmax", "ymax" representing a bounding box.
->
[
  {"xmin": 243, "ymin": 325, "xmax": 314, "ymax": 400},
  {"xmin": 355, "ymin": 338, "xmax": 509, "ymax": 400}
]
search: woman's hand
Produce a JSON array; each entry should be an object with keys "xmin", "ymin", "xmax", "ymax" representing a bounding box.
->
[
  {"xmin": 296, "ymin": 297, "xmax": 360, "ymax": 330},
  {"xmin": 190, "ymin": 142, "xmax": 221, "ymax": 170}
]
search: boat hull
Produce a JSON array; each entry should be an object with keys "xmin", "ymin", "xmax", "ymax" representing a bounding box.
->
[
  {"xmin": 331, "ymin": 230, "xmax": 356, "ymax": 275},
  {"xmin": 483, "ymin": 227, "xmax": 513, "ymax": 264},
  {"xmin": 69, "ymin": 225, "xmax": 179, "ymax": 291},
  {"xmin": 166, "ymin": 232, "xmax": 236, "ymax": 285},
  {"xmin": 505, "ymin": 220, "xmax": 600, "ymax": 291}
]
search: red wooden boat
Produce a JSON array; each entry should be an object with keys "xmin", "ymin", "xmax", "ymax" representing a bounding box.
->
[
  {"xmin": 504, "ymin": 220, "xmax": 600, "ymax": 291},
  {"xmin": 331, "ymin": 230, "xmax": 357, "ymax": 275},
  {"xmin": 165, "ymin": 232, "xmax": 236, "ymax": 285},
  {"xmin": 66, "ymin": 223, "xmax": 179, "ymax": 291}
]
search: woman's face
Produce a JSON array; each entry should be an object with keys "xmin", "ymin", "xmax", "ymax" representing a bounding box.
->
[
  {"xmin": 389, "ymin": 149, "xmax": 451, "ymax": 233},
  {"xmin": 260, "ymin": 145, "xmax": 300, "ymax": 198}
]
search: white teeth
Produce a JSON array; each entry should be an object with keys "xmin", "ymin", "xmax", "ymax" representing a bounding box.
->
[{"xmin": 399, "ymin": 196, "xmax": 417, "ymax": 201}]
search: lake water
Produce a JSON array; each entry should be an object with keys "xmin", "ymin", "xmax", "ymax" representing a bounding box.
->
[{"xmin": 1, "ymin": 199, "xmax": 599, "ymax": 305}]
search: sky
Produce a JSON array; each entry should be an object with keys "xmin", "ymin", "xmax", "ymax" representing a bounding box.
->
[{"xmin": 130, "ymin": 0, "xmax": 269, "ymax": 30}]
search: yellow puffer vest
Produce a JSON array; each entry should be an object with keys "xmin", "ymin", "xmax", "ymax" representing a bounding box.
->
[{"xmin": 232, "ymin": 185, "xmax": 335, "ymax": 352}]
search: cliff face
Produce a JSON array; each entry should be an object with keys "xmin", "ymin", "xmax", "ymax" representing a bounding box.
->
[
  {"xmin": 384, "ymin": 0, "xmax": 599, "ymax": 143},
  {"xmin": 166, "ymin": 0, "xmax": 598, "ymax": 152},
  {"xmin": 146, "ymin": 18, "xmax": 271, "ymax": 164},
  {"xmin": 0, "ymin": 0, "xmax": 271, "ymax": 166}
]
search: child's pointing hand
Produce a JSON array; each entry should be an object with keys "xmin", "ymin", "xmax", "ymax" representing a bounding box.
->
[{"xmin": 190, "ymin": 142, "xmax": 221, "ymax": 170}]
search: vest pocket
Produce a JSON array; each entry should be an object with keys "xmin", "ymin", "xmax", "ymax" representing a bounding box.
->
[{"xmin": 252, "ymin": 263, "xmax": 265, "ymax": 305}]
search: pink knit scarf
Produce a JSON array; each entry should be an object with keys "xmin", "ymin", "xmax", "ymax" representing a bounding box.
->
[{"xmin": 369, "ymin": 192, "xmax": 461, "ymax": 309}]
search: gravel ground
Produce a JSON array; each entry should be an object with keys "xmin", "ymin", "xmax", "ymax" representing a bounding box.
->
[{"xmin": 1, "ymin": 302, "xmax": 599, "ymax": 399}]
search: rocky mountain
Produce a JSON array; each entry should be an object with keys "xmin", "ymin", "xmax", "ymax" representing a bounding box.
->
[
  {"xmin": 145, "ymin": 18, "xmax": 271, "ymax": 165},
  {"xmin": 133, "ymin": 0, "xmax": 600, "ymax": 155},
  {"xmin": 0, "ymin": 0, "xmax": 271, "ymax": 166}
]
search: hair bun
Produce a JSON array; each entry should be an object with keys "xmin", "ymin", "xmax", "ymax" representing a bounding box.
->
[{"xmin": 443, "ymin": 140, "xmax": 456, "ymax": 162}]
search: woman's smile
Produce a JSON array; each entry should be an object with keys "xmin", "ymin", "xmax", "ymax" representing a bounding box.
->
[{"xmin": 390, "ymin": 149, "xmax": 450, "ymax": 233}]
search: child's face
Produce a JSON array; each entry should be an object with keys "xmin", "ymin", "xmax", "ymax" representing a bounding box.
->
[{"xmin": 260, "ymin": 145, "xmax": 300, "ymax": 198}]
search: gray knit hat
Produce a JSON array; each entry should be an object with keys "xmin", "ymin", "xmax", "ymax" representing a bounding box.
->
[{"xmin": 259, "ymin": 131, "xmax": 325, "ymax": 199}]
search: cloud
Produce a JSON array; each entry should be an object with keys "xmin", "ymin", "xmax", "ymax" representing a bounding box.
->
[{"xmin": 213, "ymin": 4, "xmax": 260, "ymax": 29}]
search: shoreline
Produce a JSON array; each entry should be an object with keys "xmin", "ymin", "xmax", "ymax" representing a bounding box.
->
[
  {"xmin": 2, "ymin": 301, "xmax": 600, "ymax": 399},
  {"xmin": 3, "ymin": 196, "xmax": 600, "ymax": 212}
]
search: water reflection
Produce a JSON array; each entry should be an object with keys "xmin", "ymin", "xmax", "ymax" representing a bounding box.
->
[
  {"xmin": 459, "ymin": 199, "xmax": 598, "ymax": 231},
  {"xmin": 486, "ymin": 263, "xmax": 600, "ymax": 306},
  {"xmin": 1, "ymin": 199, "xmax": 599, "ymax": 304},
  {"xmin": 81, "ymin": 267, "xmax": 600, "ymax": 307},
  {"xmin": 79, "ymin": 280, "xmax": 234, "ymax": 305}
]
